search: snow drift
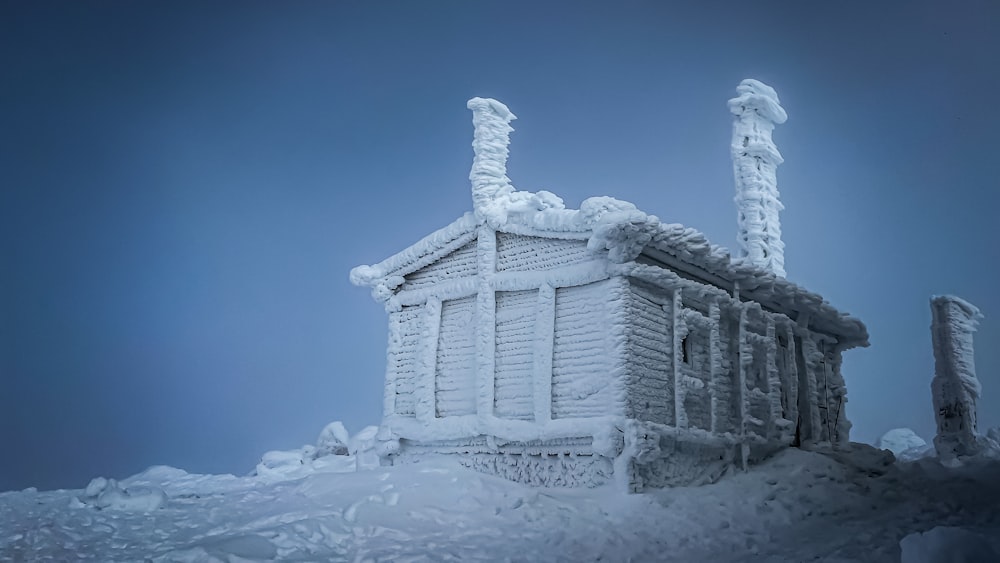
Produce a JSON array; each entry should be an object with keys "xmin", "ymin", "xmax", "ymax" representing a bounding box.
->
[{"xmin": 3, "ymin": 420, "xmax": 1000, "ymax": 562}]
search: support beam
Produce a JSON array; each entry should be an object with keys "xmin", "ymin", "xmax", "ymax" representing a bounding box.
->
[
  {"xmin": 737, "ymin": 304, "xmax": 750, "ymax": 467},
  {"xmin": 475, "ymin": 226, "xmax": 498, "ymax": 421},
  {"xmin": 533, "ymin": 284, "xmax": 556, "ymax": 423},
  {"xmin": 416, "ymin": 298, "xmax": 442, "ymax": 423},
  {"xmin": 708, "ymin": 301, "xmax": 721, "ymax": 434},
  {"xmin": 670, "ymin": 288, "xmax": 688, "ymax": 428},
  {"xmin": 765, "ymin": 316, "xmax": 781, "ymax": 439}
]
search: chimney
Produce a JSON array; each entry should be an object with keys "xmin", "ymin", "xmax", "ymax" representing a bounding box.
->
[
  {"xmin": 728, "ymin": 79, "xmax": 788, "ymax": 277},
  {"xmin": 467, "ymin": 97, "xmax": 517, "ymax": 221}
]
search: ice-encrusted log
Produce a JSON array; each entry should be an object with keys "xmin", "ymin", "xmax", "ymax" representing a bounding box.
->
[
  {"xmin": 728, "ymin": 79, "xmax": 788, "ymax": 278},
  {"xmin": 930, "ymin": 295, "xmax": 984, "ymax": 459},
  {"xmin": 670, "ymin": 289, "xmax": 688, "ymax": 429},
  {"xmin": 468, "ymin": 97, "xmax": 517, "ymax": 222},
  {"xmin": 736, "ymin": 303, "xmax": 749, "ymax": 468},
  {"xmin": 708, "ymin": 301, "xmax": 722, "ymax": 434}
]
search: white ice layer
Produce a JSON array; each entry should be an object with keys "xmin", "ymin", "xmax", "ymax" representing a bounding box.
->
[
  {"xmin": 729, "ymin": 79, "xmax": 788, "ymax": 278},
  {"xmin": 930, "ymin": 295, "xmax": 985, "ymax": 460}
]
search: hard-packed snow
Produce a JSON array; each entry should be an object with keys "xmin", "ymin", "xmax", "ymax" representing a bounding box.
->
[{"xmin": 3, "ymin": 422, "xmax": 1000, "ymax": 562}]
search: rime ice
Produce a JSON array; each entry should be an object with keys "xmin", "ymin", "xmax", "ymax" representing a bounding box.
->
[
  {"xmin": 351, "ymin": 90, "xmax": 868, "ymax": 491},
  {"xmin": 729, "ymin": 79, "xmax": 788, "ymax": 277},
  {"xmin": 930, "ymin": 295, "xmax": 985, "ymax": 460}
]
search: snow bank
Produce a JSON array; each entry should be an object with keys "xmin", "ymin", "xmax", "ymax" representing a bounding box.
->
[
  {"xmin": 4, "ymin": 444, "xmax": 1000, "ymax": 561},
  {"xmin": 900, "ymin": 526, "xmax": 999, "ymax": 563}
]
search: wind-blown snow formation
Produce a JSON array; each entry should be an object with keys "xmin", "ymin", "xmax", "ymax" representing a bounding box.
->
[
  {"xmin": 729, "ymin": 79, "xmax": 788, "ymax": 278},
  {"xmin": 930, "ymin": 295, "xmax": 985, "ymax": 461}
]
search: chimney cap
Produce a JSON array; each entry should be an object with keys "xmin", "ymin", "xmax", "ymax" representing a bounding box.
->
[
  {"xmin": 729, "ymin": 79, "xmax": 787, "ymax": 124},
  {"xmin": 467, "ymin": 97, "xmax": 517, "ymax": 121}
]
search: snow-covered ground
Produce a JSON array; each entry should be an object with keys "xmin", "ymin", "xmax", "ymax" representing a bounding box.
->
[{"xmin": 2, "ymin": 427, "xmax": 998, "ymax": 562}]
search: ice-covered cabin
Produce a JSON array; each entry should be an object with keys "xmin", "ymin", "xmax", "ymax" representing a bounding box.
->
[{"xmin": 351, "ymin": 86, "xmax": 868, "ymax": 492}]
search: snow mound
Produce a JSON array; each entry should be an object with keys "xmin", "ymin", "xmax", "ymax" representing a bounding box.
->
[
  {"xmin": 315, "ymin": 421, "xmax": 350, "ymax": 456},
  {"xmin": 877, "ymin": 428, "xmax": 927, "ymax": 455},
  {"xmin": 253, "ymin": 421, "xmax": 381, "ymax": 482},
  {"xmin": 900, "ymin": 526, "xmax": 999, "ymax": 563},
  {"xmin": 78, "ymin": 476, "xmax": 166, "ymax": 512},
  {"xmin": 876, "ymin": 428, "xmax": 934, "ymax": 461}
]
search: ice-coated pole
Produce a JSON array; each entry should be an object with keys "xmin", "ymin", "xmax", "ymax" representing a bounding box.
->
[{"xmin": 930, "ymin": 295, "xmax": 984, "ymax": 460}]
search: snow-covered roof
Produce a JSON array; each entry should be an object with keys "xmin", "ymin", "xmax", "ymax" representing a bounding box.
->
[{"xmin": 350, "ymin": 191, "xmax": 869, "ymax": 348}]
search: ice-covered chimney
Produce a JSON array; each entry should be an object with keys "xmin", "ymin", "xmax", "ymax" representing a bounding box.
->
[
  {"xmin": 728, "ymin": 79, "xmax": 788, "ymax": 277},
  {"xmin": 930, "ymin": 295, "xmax": 984, "ymax": 460},
  {"xmin": 467, "ymin": 97, "xmax": 517, "ymax": 221}
]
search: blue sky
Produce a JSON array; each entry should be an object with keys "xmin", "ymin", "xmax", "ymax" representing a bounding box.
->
[{"xmin": 1, "ymin": 0, "xmax": 997, "ymax": 491}]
